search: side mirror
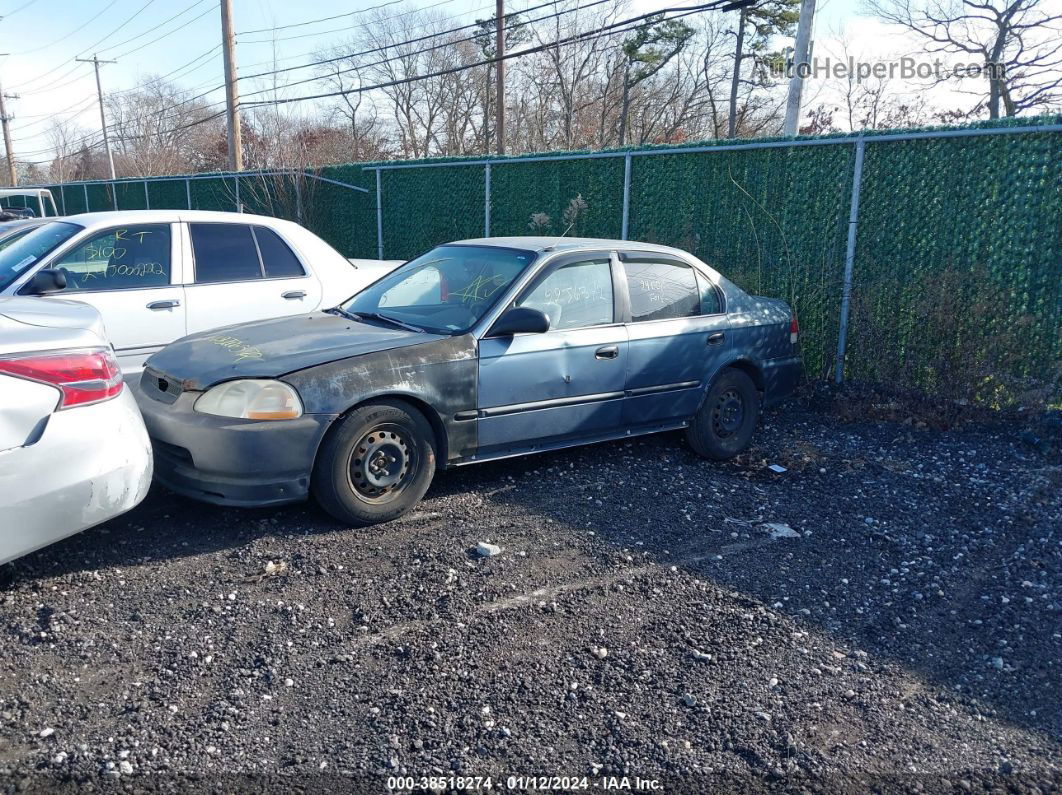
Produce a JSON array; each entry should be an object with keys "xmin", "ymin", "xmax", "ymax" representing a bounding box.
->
[
  {"xmin": 24, "ymin": 268, "xmax": 66, "ymax": 295},
  {"xmin": 488, "ymin": 306, "xmax": 550, "ymax": 337}
]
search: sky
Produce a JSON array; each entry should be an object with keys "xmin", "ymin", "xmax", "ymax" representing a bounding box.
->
[{"xmin": 0, "ymin": 0, "xmax": 991, "ymax": 166}]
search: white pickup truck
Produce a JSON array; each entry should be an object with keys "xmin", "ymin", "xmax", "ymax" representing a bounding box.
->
[{"xmin": 0, "ymin": 210, "xmax": 401, "ymax": 373}]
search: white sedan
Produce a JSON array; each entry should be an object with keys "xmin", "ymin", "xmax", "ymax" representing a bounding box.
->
[
  {"xmin": 0, "ymin": 210, "xmax": 401, "ymax": 373},
  {"xmin": 0, "ymin": 297, "xmax": 152, "ymax": 566}
]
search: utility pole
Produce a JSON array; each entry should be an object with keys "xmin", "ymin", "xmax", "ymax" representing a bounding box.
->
[
  {"xmin": 782, "ymin": 0, "xmax": 816, "ymax": 136},
  {"xmin": 220, "ymin": 0, "xmax": 243, "ymax": 171},
  {"xmin": 76, "ymin": 54, "xmax": 117, "ymax": 180},
  {"xmin": 495, "ymin": 0, "xmax": 505, "ymax": 155},
  {"xmin": 0, "ymin": 74, "xmax": 17, "ymax": 186}
]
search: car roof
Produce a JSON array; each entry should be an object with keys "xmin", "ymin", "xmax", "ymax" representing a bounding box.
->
[
  {"xmin": 60, "ymin": 209, "xmax": 297, "ymax": 231},
  {"xmin": 448, "ymin": 236, "xmax": 693, "ymax": 257}
]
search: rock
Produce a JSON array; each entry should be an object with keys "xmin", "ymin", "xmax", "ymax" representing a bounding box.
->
[
  {"xmin": 681, "ymin": 693, "xmax": 697, "ymax": 707},
  {"xmin": 475, "ymin": 542, "xmax": 502, "ymax": 558},
  {"xmin": 691, "ymin": 649, "xmax": 712, "ymax": 661},
  {"xmin": 38, "ymin": 728, "xmax": 54, "ymax": 738},
  {"xmin": 285, "ymin": 678, "xmax": 295, "ymax": 687},
  {"xmin": 990, "ymin": 657, "xmax": 1004, "ymax": 670},
  {"xmin": 591, "ymin": 646, "xmax": 608, "ymax": 660},
  {"xmin": 119, "ymin": 761, "xmax": 133, "ymax": 775},
  {"xmin": 764, "ymin": 523, "xmax": 800, "ymax": 539}
]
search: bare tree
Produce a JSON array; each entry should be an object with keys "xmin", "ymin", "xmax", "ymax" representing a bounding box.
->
[
  {"xmin": 867, "ymin": 0, "xmax": 1062, "ymax": 117},
  {"xmin": 45, "ymin": 119, "xmax": 86, "ymax": 183}
]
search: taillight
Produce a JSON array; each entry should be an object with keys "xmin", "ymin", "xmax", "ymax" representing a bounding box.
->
[
  {"xmin": 0, "ymin": 348, "xmax": 123, "ymax": 409},
  {"xmin": 790, "ymin": 312, "xmax": 799, "ymax": 345}
]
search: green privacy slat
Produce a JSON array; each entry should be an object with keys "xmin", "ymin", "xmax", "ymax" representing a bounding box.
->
[
  {"xmin": 146, "ymin": 180, "xmax": 188, "ymax": 210},
  {"xmin": 30, "ymin": 116, "xmax": 1061, "ymax": 404}
]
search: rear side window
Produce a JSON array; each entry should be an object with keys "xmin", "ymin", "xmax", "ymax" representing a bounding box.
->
[
  {"xmin": 253, "ymin": 226, "xmax": 304, "ymax": 278},
  {"xmin": 624, "ymin": 260, "xmax": 699, "ymax": 322},
  {"xmin": 696, "ymin": 271, "xmax": 723, "ymax": 314},
  {"xmin": 190, "ymin": 223, "xmax": 261, "ymax": 283}
]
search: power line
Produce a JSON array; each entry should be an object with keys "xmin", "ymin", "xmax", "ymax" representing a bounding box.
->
[
  {"xmin": 236, "ymin": 0, "xmax": 404, "ymax": 36},
  {"xmin": 238, "ymin": 0, "xmax": 612, "ymax": 98},
  {"xmin": 3, "ymin": 0, "xmax": 39, "ymax": 17},
  {"xmin": 239, "ymin": 0, "xmax": 585, "ymax": 84},
  {"xmin": 11, "ymin": 0, "xmax": 214, "ymax": 95},
  {"xmin": 98, "ymin": 0, "xmax": 212, "ymax": 55},
  {"xmin": 241, "ymin": 2, "xmax": 723, "ymax": 109},
  {"xmin": 9, "ymin": 0, "xmax": 121, "ymax": 57},
  {"xmin": 113, "ymin": 2, "xmax": 219, "ymax": 59},
  {"xmin": 234, "ymin": 0, "xmax": 492, "ymax": 75},
  {"xmin": 238, "ymin": 0, "xmax": 462, "ymax": 45}
]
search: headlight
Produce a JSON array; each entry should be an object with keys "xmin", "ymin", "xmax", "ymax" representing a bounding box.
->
[{"xmin": 194, "ymin": 379, "xmax": 303, "ymax": 420}]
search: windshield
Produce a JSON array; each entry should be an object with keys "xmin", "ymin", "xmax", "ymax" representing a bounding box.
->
[
  {"xmin": 0, "ymin": 221, "xmax": 82, "ymax": 292},
  {"xmin": 342, "ymin": 245, "xmax": 537, "ymax": 334}
]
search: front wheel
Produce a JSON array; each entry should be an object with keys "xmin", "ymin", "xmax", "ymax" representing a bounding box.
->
[
  {"xmin": 685, "ymin": 368, "xmax": 760, "ymax": 460},
  {"xmin": 312, "ymin": 401, "xmax": 436, "ymax": 526}
]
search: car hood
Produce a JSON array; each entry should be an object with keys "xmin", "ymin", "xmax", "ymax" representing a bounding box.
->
[{"xmin": 145, "ymin": 312, "xmax": 448, "ymax": 390}]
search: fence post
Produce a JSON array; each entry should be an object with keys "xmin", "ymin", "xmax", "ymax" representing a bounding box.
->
[
  {"xmin": 143, "ymin": 180, "xmax": 150, "ymax": 209},
  {"xmin": 111, "ymin": 182, "xmax": 117, "ymax": 210},
  {"xmin": 234, "ymin": 175, "xmax": 241, "ymax": 212},
  {"xmin": 83, "ymin": 184, "xmax": 89, "ymax": 212},
  {"xmin": 59, "ymin": 184, "xmax": 66, "ymax": 215},
  {"xmin": 294, "ymin": 170, "xmax": 303, "ymax": 224},
  {"xmin": 484, "ymin": 162, "xmax": 491, "ymax": 237},
  {"xmin": 621, "ymin": 152, "xmax": 632, "ymax": 240},
  {"xmin": 834, "ymin": 137, "xmax": 865, "ymax": 385},
  {"xmin": 375, "ymin": 168, "xmax": 383, "ymax": 260},
  {"xmin": 185, "ymin": 178, "xmax": 192, "ymax": 209}
]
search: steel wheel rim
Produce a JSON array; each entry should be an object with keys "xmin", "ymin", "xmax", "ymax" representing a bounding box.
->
[
  {"xmin": 711, "ymin": 388, "xmax": 745, "ymax": 438},
  {"xmin": 347, "ymin": 424, "xmax": 416, "ymax": 504}
]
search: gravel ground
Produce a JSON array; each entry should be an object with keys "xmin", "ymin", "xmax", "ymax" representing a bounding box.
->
[{"xmin": 0, "ymin": 395, "xmax": 1059, "ymax": 792}]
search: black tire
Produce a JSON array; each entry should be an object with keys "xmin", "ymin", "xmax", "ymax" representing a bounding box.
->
[
  {"xmin": 311, "ymin": 401, "xmax": 436, "ymax": 526},
  {"xmin": 685, "ymin": 368, "xmax": 760, "ymax": 460}
]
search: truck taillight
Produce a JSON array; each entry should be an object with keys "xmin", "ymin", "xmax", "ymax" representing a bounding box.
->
[
  {"xmin": 0, "ymin": 348, "xmax": 123, "ymax": 409},
  {"xmin": 790, "ymin": 313, "xmax": 799, "ymax": 345}
]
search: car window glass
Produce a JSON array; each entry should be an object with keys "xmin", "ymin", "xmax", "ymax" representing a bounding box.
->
[
  {"xmin": 253, "ymin": 226, "xmax": 304, "ymax": 278},
  {"xmin": 696, "ymin": 270, "xmax": 722, "ymax": 314},
  {"xmin": 518, "ymin": 259, "xmax": 613, "ymax": 331},
  {"xmin": 344, "ymin": 245, "xmax": 535, "ymax": 334},
  {"xmin": 0, "ymin": 227, "xmax": 34, "ymax": 252},
  {"xmin": 379, "ymin": 266, "xmax": 441, "ymax": 307},
  {"xmin": 191, "ymin": 223, "xmax": 262, "ymax": 283},
  {"xmin": 0, "ymin": 221, "xmax": 82, "ymax": 292},
  {"xmin": 51, "ymin": 224, "xmax": 171, "ymax": 291},
  {"xmin": 624, "ymin": 260, "xmax": 699, "ymax": 322}
]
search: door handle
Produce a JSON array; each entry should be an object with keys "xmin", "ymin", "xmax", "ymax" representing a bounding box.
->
[
  {"xmin": 707, "ymin": 332, "xmax": 725, "ymax": 345},
  {"xmin": 147, "ymin": 299, "xmax": 180, "ymax": 310},
  {"xmin": 595, "ymin": 345, "xmax": 619, "ymax": 360},
  {"xmin": 282, "ymin": 290, "xmax": 307, "ymax": 300}
]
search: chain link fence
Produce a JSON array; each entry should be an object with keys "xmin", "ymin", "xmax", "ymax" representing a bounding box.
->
[{"xmin": 34, "ymin": 116, "xmax": 1061, "ymax": 405}]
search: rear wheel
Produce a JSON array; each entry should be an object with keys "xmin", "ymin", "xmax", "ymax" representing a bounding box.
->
[
  {"xmin": 685, "ymin": 368, "xmax": 760, "ymax": 460},
  {"xmin": 312, "ymin": 401, "xmax": 436, "ymax": 526}
]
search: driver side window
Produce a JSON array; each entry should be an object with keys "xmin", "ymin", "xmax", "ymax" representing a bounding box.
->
[
  {"xmin": 51, "ymin": 224, "xmax": 171, "ymax": 291},
  {"xmin": 517, "ymin": 259, "xmax": 613, "ymax": 331}
]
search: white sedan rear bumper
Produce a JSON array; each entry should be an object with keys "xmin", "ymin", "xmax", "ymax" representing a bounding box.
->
[{"xmin": 0, "ymin": 386, "xmax": 152, "ymax": 565}]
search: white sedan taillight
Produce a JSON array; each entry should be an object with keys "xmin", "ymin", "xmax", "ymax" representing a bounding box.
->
[
  {"xmin": 790, "ymin": 312, "xmax": 799, "ymax": 345},
  {"xmin": 0, "ymin": 348, "xmax": 123, "ymax": 409}
]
